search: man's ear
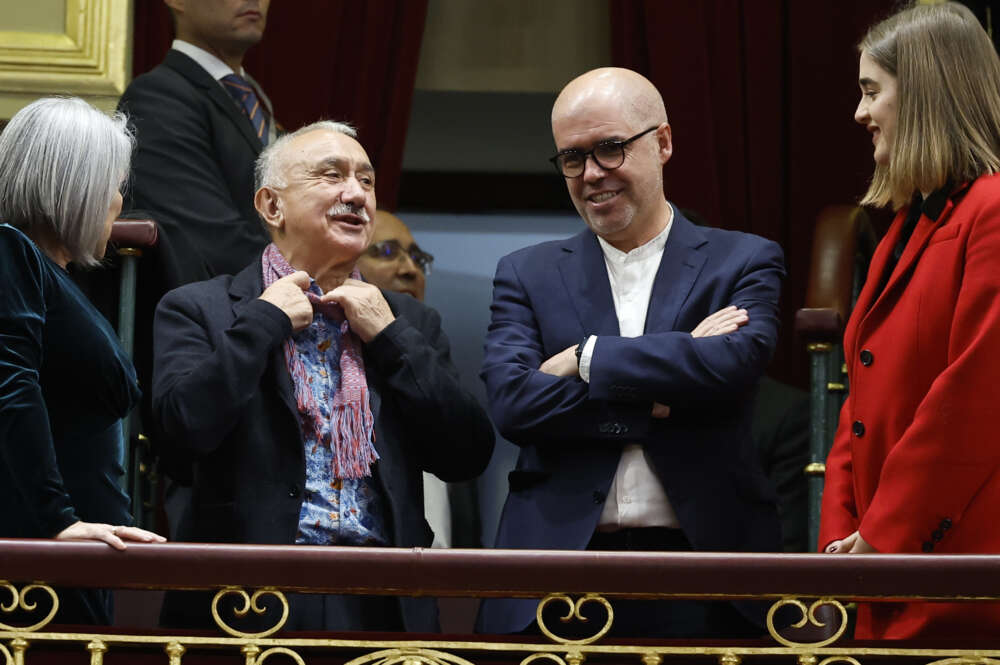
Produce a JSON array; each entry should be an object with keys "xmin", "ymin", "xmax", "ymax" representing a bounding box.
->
[
  {"xmin": 254, "ymin": 186, "xmax": 283, "ymax": 234},
  {"xmin": 656, "ymin": 122, "xmax": 673, "ymax": 166}
]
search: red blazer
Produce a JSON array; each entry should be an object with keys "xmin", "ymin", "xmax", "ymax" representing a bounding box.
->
[{"xmin": 820, "ymin": 174, "xmax": 1000, "ymax": 639}]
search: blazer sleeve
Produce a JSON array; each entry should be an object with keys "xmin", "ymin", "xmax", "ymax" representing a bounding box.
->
[
  {"xmin": 152, "ymin": 285, "xmax": 292, "ymax": 454},
  {"xmin": 860, "ymin": 196, "xmax": 1000, "ymax": 552},
  {"xmin": 364, "ymin": 300, "xmax": 495, "ymax": 481},
  {"xmin": 119, "ymin": 73, "xmax": 269, "ymax": 278},
  {"xmin": 0, "ymin": 230, "xmax": 77, "ymax": 535},
  {"xmin": 483, "ymin": 252, "xmax": 686, "ymax": 449},
  {"xmin": 587, "ymin": 239, "xmax": 784, "ymax": 405}
]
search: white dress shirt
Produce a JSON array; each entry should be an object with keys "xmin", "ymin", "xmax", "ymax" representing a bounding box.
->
[
  {"xmin": 171, "ymin": 39, "xmax": 277, "ymax": 144},
  {"xmin": 579, "ymin": 209, "xmax": 682, "ymax": 530}
]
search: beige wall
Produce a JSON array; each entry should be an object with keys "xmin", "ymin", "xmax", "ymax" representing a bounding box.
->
[
  {"xmin": 416, "ymin": 0, "xmax": 611, "ymax": 93},
  {"xmin": 0, "ymin": 0, "xmax": 132, "ymax": 119}
]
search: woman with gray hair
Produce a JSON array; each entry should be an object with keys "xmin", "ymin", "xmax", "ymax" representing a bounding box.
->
[{"xmin": 0, "ymin": 97, "xmax": 165, "ymax": 624}]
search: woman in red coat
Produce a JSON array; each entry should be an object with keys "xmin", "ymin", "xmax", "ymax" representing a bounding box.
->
[{"xmin": 819, "ymin": 2, "xmax": 1000, "ymax": 639}]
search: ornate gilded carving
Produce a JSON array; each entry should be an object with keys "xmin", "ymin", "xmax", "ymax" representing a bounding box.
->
[
  {"xmin": 211, "ymin": 587, "xmax": 289, "ymax": 638},
  {"xmin": 767, "ymin": 597, "xmax": 848, "ymax": 648},
  {"xmin": 165, "ymin": 641, "xmax": 186, "ymax": 665},
  {"xmin": 520, "ymin": 653, "xmax": 568, "ymax": 665},
  {"xmin": 0, "ymin": 582, "xmax": 57, "ymax": 632},
  {"xmin": 535, "ymin": 593, "xmax": 613, "ymax": 645},
  {"xmin": 255, "ymin": 646, "xmax": 306, "ymax": 664},
  {"xmin": 344, "ymin": 647, "xmax": 478, "ymax": 665},
  {"xmin": 87, "ymin": 638, "xmax": 107, "ymax": 665}
]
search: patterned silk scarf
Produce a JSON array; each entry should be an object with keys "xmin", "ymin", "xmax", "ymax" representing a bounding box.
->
[{"xmin": 261, "ymin": 244, "xmax": 378, "ymax": 478}]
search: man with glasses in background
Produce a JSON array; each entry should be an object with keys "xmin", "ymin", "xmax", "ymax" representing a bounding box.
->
[
  {"xmin": 356, "ymin": 210, "xmax": 485, "ymax": 552},
  {"xmin": 476, "ymin": 67, "xmax": 786, "ymax": 638}
]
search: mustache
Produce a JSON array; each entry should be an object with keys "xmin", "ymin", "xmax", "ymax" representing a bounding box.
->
[{"xmin": 326, "ymin": 203, "xmax": 370, "ymax": 222}]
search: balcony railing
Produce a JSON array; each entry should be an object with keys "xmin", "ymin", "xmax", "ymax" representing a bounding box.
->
[{"xmin": 2, "ymin": 540, "xmax": 1000, "ymax": 664}]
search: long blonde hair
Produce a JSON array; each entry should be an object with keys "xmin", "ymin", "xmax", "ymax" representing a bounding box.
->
[{"xmin": 860, "ymin": 2, "xmax": 1000, "ymax": 209}]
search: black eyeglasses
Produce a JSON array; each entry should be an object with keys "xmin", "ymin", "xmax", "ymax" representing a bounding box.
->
[
  {"xmin": 549, "ymin": 126, "xmax": 660, "ymax": 178},
  {"xmin": 365, "ymin": 239, "xmax": 434, "ymax": 275}
]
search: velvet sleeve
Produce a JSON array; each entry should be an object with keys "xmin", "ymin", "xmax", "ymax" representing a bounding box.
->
[{"xmin": 0, "ymin": 227, "xmax": 78, "ymax": 536}]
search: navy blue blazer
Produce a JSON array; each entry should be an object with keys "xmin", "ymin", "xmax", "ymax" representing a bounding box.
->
[{"xmin": 477, "ymin": 210, "xmax": 785, "ymax": 634}]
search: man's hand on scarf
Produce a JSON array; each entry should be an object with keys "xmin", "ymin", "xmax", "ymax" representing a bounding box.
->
[
  {"xmin": 260, "ymin": 271, "xmax": 313, "ymax": 332},
  {"xmin": 322, "ymin": 279, "xmax": 396, "ymax": 343}
]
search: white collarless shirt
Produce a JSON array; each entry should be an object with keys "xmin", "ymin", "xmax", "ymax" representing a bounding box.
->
[
  {"xmin": 171, "ymin": 39, "xmax": 277, "ymax": 144},
  {"xmin": 579, "ymin": 209, "xmax": 682, "ymax": 531}
]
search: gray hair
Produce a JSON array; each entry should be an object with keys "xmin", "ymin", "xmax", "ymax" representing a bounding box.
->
[
  {"xmin": 0, "ymin": 96, "xmax": 134, "ymax": 267},
  {"xmin": 254, "ymin": 120, "xmax": 357, "ymax": 192}
]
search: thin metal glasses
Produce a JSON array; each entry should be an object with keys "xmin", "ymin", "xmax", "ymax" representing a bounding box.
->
[
  {"xmin": 549, "ymin": 126, "xmax": 659, "ymax": 178},
  {"xmin": 365, "ymin": 239, "xmax": 434, "ymax": 276}
]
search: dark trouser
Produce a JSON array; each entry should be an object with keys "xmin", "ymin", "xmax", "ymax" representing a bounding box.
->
[{"xmin": 532, "ymin": 528, "xmax": 760, "ymax": 640}]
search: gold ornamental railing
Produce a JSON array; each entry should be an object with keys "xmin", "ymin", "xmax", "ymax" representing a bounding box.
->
[{"xmin": 2, "ymin": 540, "xmax": 1000, "ymax": 664}]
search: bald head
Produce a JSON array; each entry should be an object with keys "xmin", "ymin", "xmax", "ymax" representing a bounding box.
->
[
  {"xmin": 549, "ymin": 67, "xmax": 674, "ymax": 253},
  {"xmin": 552, "ymin": 67, "xmax": 667, "ymax": 130}
]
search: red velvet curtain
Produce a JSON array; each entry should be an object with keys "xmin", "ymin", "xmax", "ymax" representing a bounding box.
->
[
  {"xmin": 131, "ymin": 1, "xmax": 428, "ymax": 211},
  {"xmin": 611, "ymin": 0, "xmax": 895, "ymax": 384}
]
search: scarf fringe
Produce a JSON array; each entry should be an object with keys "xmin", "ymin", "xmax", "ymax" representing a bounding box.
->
[
  {"xmin": 264, "ymin": 244, "xmax": 377, "ymax": 480},
  {"xmin": 330, "ymin": 401, "xmax": 378, "ymax": 478}
]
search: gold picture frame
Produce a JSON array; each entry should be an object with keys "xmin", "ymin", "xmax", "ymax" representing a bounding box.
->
[{"xmin": 0, "ymin": 0, "xmax": 130, "ymax": 115}]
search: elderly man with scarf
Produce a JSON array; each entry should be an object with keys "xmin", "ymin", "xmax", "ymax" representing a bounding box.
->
[{"xmin": 151, "ymin": 120, "xmax": 495, "ymax": 632}]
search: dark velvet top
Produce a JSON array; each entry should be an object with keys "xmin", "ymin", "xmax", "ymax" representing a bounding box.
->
[{"xmin": 0, "ymin": 224, "xmax": 139, "ymax": 537}]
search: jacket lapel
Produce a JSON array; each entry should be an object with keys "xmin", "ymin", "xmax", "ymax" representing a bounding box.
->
[
  {"xmin": 164, "ymin": 49, "xmax": 264, "ymax": 154},
  {"xmin": 557, "ymin": 230, "xmax": 620, "ymax": 336},
  {"xmin": 228, "ymin": 259, "xmax": 297, "ymax": 420},
  {"xmin": 862, "ymin": 189, "xmax": 963, "ymax": 323},
  {"xmin": 644, "ymin": 212, "xmax": 708, "ymax": 333}
]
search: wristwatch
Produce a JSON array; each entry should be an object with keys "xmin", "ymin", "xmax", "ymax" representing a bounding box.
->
[{"xmin": 575, "ymin": 336, "xmax": 588, "ymax": 368}]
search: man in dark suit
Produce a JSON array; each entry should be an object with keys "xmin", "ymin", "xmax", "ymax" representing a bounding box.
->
[
  {"xmin": 118, "ymin": 0, "xmax": 274, "ymax": 283},
  {"xmin": 476, "ymin": 67, "xmax": 785, "ymax": 638},
  {"xmin": 152, "ymin": 121, "xmax": 495, "ymax": 632}
]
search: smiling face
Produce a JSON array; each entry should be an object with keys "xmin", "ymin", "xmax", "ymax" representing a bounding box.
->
[
  {"xmin": 856, "ymin": 50, "xmax": 899, "ymax": 167},
  {"xmin": 257, "ymin": 129, "xmax": 376, "ymax": 274},
  {"xmin": 551, "ymin": 69, "xmax": 673, "ymax": 252}
]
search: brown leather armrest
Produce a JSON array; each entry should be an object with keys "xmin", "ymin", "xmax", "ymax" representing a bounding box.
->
[
  {"xmin": 794, "ymin": 307, "xmax": 843, "ymax": 344},
  {"xmin": 111, "ymin": 219, "xmax": 158, "ymax": 249},
  {"xmin": 795, "ymin": 205, "xmax": 877, "ymax": 341}
]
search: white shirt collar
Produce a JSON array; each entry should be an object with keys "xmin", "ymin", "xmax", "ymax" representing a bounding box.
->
[
  {"xmin": 172, "ymin": 39, "xmax": 245, "ymax": 81},
  {"xmin": 597, "ymin": 205, "xmax": 674, "ymax": 263}
]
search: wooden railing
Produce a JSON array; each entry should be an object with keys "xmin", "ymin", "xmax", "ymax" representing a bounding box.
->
[{"xmin": 2, "ymin": 541, "xmax": 1000, "ymax": 664}]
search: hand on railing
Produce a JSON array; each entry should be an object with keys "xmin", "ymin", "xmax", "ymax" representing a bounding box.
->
[
  {"xmin": 55, "ymin": 520, "xmax": 165, "ymax": 551},
  {"xmin": 825, "ymin": 529, "xmax": 878, "ymax": 554}
]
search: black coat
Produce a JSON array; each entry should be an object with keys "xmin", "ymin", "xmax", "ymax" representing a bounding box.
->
[
  {"xmin": 118, "ymin": 49, "xmax": 270, "ymax": 284},
  {"xmin": 152, "ymin": 259, "xmax": 495, "ymax": 631}
]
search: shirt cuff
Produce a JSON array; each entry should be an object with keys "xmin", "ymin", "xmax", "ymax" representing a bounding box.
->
[{"xmin": 578, "ymin": 335, "xmax": 597, "ymax": 383}]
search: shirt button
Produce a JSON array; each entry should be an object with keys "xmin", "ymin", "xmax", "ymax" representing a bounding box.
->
[
  {"xmin": 922, "ymin": 541, "xmax": 934, "ymax": 553},
  {"xmin": 592, "ymin": 490, "xmax": 606, "ymax": 504},
  {"xmin": 941, "ymin": 518, "xmax": 953, "ymax": 530},
  {"xmin": 852, "ymin": 420, "xmax": 865, "ymax": 437},
  {"xmin": 288, "ymin": 486, "xmax": 300, "ymax": 498},
  {"xmin": 860, "ymin": 349, "xmax": 874, "ymax": 366}
]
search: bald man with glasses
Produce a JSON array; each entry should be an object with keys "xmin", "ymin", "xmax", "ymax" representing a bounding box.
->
[{"xmin": 476, "ymin": 67, "xmax": 787, "ymax": 639}]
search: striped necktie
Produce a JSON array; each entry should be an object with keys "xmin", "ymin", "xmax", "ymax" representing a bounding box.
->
[{"xmin": 220, "ymin": 73, "xmax": 269, "ymax": 144}]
